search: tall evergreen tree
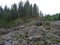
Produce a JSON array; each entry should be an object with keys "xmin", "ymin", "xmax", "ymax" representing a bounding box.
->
[
  {"xmin": 3, "ymin": 5, "xmax": 10, "ymax": 21},
  {"xmin": 18, "ymin": 1, "xmax": 23, "ymax": 18},
  {"xmin": 24, "ymin": 0, "xmax": 30, "ymax": 19},
  {"xmin": 0, "ymin": 6, "xmax": 3, "ymax": 19},
  {"xmin": 58, "ymin": 13, "xmax": 60, "ymax": 20},
  {"xmin": 10, "ymin": 3, "xmax": 17, "ymax": 20},
  {"xmin": 40, "ymin": 11, "xmax": 43, "ymax": 17},
  {"xmin": 33, "ymin": 4, "xmax": 39, "ymax": 17},
  {"xmin": 30, "ymin": 4, "xmax": 33, "ymax": 17}
]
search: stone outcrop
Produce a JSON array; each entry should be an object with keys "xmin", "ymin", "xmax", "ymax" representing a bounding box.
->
[{"xmin": 0, "ymin": 21, "xmax": 60, "ymax": 45}]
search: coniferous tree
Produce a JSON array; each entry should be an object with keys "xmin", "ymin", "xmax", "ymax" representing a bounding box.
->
[
  {"xmin": 18, "ymin": 1, "xmax": 23, "ymax": 18},
  {"xmin": 3, "ymin": 5, "xmax": 10, "ymax": 21},
  {"xmin": 58, "ymin": 13, "xmax": 60, "ymax": 20},
  {"xmin": 0, "ymin": 6, "xmax": 3, "ymax": 19},
  {"xmin": 10, "ymin": 3, "xmax": 17, "ymax": 20},
  {"xmin": 30, "ymin": 4, "xmax": 33, "ymax": 17},
  {"xmin": 33, "ymin": 4, "xmax": 39, "ymax": 17},
  {"xmin": 24, "ymin": 0, "xmax": 30, "ymax": 19}
]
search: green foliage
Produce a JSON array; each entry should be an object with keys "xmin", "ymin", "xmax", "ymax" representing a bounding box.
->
[
  {"xmin": 18, "ymin": 1, "xmax": 23, "ymax": 18},
  {"xmin": 0, "ymin": 0, "xmax": 39, "ymax": 27},
  {"xmin": 24, "ymin": 0, "xmax": 30, "ymax": 19},
  {"xmin": 45, "ymin": 13, "xmax": 60, "ymax": 21},
  {"xmin": 0, "ymin": 0, "xmax": 60, "ymax": 27},
  {"xmin": 33, "ymin": 4, "xmax": 39, "ymax": 17}
]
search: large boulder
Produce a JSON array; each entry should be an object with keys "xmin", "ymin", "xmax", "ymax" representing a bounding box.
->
[{"xmin": 35, "ymin": 21, "xmax": 43, "ymax": 26}]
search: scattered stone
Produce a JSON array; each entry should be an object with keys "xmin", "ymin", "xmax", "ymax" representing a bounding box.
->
[{"xmin": 0, "ymin": 21, "xmax": 60, "ymax": 45}]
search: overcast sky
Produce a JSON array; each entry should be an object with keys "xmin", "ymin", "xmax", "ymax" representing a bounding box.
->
[{"xmin": 0, "ymin": 0, "xmax": 60, "ymax": 15}]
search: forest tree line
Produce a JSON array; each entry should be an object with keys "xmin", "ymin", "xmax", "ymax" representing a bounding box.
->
[
  {"xmin": 0, "ymin": 0, "xmax": 39, "ymax": 25},
  {"xmin": 0, "ymin": 0, "xmax": 60, "ymax": 27},
  {"xmin": 45, "ymin": 13, "xmax": 60, "ymax": 21}
]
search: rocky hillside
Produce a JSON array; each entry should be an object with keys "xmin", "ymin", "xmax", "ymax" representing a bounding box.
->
[{"xmin": 0, "ymin": 21, "xmax": 60, "ymax": 45}]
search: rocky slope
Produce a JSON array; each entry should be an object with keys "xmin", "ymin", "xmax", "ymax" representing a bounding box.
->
[{"xmin": 0, "ymin": 21, "xmax": 60, "ymax": 45}]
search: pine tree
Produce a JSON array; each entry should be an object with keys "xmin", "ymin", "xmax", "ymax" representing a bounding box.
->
[
  {"xmin": 18, "ymin": 1, "xmax": 23, "ymax": 18},
  {"xmin": 0, "ymin": 6, "xmax": 3, "ymax": 19},
  {"xmin": 30, "ymin": 4, "xmax": 33, "ymax": 17},
  {"xmin": 33, "ymin": 4, "xmax": 39, "ymax": 17},
  {"xmin": 24, "ymin": 0, "xmax": 30, "ymax": 19},
  {"xmin": 10, "ymin": 3, "xmax": 17, "ymax": 20},
  {"xmin": 3, "ymin": 5, "xmax": 10, "ymax": 21}
]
